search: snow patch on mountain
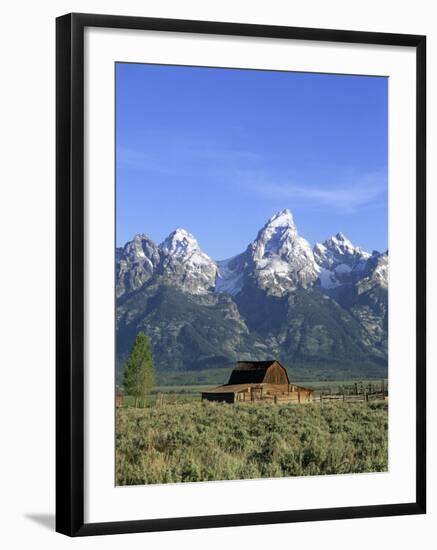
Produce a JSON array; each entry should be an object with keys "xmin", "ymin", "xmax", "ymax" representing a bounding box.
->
[
  {"xmin": 335, "ymin": 263, "xmax": 352, "ymax": 274},
  {"xmin": 318, "ymin": 267, "xmax": 341, "ymax": 289},
  {"xmin": 116, "ymin": 209, "xmax": 387, "ymax": 300},
  {"xmin": 249, "ymin": 209, "xmax": 319, "ymax": 296},
  {"xmin": 357, "ymin": 252, "xmax": 388, "ymax": 292},
  {"xmin": 266, "ymin": 208, "xmax": 295, "ymax": 229},
  {"xmin": 215, "ymin": 256, "xmax": 245, "ymax": 296},
  {"xmin": 314, "ymin": 232, "xmax": 370, "ymax": 289},
  {"xmin": 116, "ymin": 234, "xmax": 161, "ymax": 297},
  {"xmin": 162, "ymin": 229, "xmax": 201, "ymax": 259},
  {"xmin": 159, "ymin": 229, "xmax": 217, "ymax": 294}
]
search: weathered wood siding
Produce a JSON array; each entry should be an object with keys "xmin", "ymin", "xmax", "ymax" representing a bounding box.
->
[
  {"xmin": 201, "ymin": 361, "xmax": 312, "ymax": 404},
  {"xmin": 264, "ymin": 362, "xmax": 289, "ymax": 385}
]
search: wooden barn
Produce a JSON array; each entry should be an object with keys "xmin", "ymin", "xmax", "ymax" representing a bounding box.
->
[{"xmin": 201, "ymin": 360, "xmax": 313, "ymax": 404}]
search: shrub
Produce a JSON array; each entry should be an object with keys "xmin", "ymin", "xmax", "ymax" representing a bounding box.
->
[{"xmin": 116, "ymin": 401, "xmax": 388, "ymax": 485}]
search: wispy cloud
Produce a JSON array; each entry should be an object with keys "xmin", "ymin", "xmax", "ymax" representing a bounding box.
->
[
  {"xmin": 241, "ymin": 171, "xmax": 387, "ymax": 212},
  {"xmin": 119, "ymin": 142, "xmax": 387, "ymax": 213},
  {"xmin": 117, "ymin": 141, "xmax": 260, "ymax": 179},
  {"xmin": 188, "ymin": 147, "xmax": 259, "ymax": 164},
  {"xmin": 117, "ymin": 146, "xmax": 181, "ymax": 176}
]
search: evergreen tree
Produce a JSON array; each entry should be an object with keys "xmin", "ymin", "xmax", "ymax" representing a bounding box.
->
[{"xmin": 123, "ymin": 332, "xmax": 155, "ymax": 407}]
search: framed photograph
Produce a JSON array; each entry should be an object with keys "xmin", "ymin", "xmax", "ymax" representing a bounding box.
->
[{"xmin": 56, "ymin": 12, "xmax": 426, "ymax": 536}]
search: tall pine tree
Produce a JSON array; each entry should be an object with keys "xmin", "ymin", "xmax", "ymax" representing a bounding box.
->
[{"xmin": 123, "ymin": 332, "xmax": 155, "ymax": 407}]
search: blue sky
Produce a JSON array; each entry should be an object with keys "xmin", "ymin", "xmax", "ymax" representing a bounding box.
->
[{"xmin": 116, "ymin": 63, "xmax": 388, "ymax": 260}]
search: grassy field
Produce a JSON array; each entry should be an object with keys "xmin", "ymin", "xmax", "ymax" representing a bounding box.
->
[{"xmin": 116, "ymin": 400, "xmax": 388, "ymax": 485}]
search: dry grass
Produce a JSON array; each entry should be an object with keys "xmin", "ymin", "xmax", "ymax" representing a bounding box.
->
[{"xmin": 116, "ymin": 400, "xmax": 388, "ymax": 485}]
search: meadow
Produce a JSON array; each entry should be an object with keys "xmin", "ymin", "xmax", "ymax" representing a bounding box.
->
[{"xmin": 116, "ymin": 400, "xmax": 388, "ymax": 485}]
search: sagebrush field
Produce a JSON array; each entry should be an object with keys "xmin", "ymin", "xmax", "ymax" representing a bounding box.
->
[{"xmin": 116, "ymin": 401, "xmax": 388, "ymax": 485}]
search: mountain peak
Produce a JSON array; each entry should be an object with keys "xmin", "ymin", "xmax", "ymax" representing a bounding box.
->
[
  {"xmin": 158, "ymin": 228, "xmax": 217, "ymax": 294},
  {"xmin": 161, "ymin": 228, "xmax": 200, "ymax": 257},
  {"xmin": 329, "ymin": 232, "xmax": 353, "ymax": 247},
  {"xmin": 132, "ymin": 232, "xmax": 153, "ymax": 240},
  {"xmin": 169, "ymin": 228, "xmax": 195, "ymax": 241},
  {"xmin": 247, "ymin": 208, "xmax": 318, "ymax": 296},
  {"xmin": 124, "ymin": 233, "xmax": 158, "ymax": 259},
  {"xmin": 255, "ymin": 209, "xmax": 299, "ymax": 258},
  {"xmin": 324, "ymin": 232, "xmax": 368, "ymax": 257},
  {"xmin": 313, "ymin": 232, "xmax": 372, "ymax": 290},
  {"xmin": 266, "ymin": 209, "xmax": 294, "ymax": 229},
  {"xmin": 116, "ymin": 233, "xmax": 161, "ymax": 297}
]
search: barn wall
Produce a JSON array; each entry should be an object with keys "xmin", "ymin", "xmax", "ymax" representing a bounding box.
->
[
  {"xmin": 264, "ymin": 363, "xmax": 289, "ymax": 385},
  {"xmin": 297, "ymin": 389, "xmax": 312, "ymax": 403}
]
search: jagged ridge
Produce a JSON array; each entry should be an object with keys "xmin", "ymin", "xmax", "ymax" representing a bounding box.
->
[{"xmin": 116, "ymin": 209, "xmax": 388, "ymax": 378}]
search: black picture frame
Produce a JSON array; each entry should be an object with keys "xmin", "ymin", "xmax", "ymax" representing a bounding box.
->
[{"xmin": 56, "ymin": 12, "xmax": 426, "ymax": 537}]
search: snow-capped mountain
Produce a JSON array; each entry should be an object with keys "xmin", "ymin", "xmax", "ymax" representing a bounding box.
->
[
  {"xmin": 356, "ymin": 251, "xmax": 388, "ymax": 293},
  {"xmin": 313, "ymin": 232, "xmax": 371, "ymax": 289},
  {"xmin": 248, "ymin": 209, "xmax": 320, "ymax": 295},
  {"xmin": 116, "ymin": 228, "xmax": 217, "ymax": 297},
  {"xmin": 215, "ymin": 209, "xmax": 319, "ymax": 297},
  {"xmin": 159, "ymin": 229, "xmax": 217, "ymax": 294},
  {"xmin": 116, "ymin": 209, "xmax": 387, "ymax": 298},
  {"xmin": 116, "ymin": 234, "xmax": 160, "ymax": 297},
  {"xmin": 215, "ymin": 254, "xmax": 247, "ymax": 296},
  {"xmin": 116, "ymin": 209, "xmax": 388, "ymax": 378}
]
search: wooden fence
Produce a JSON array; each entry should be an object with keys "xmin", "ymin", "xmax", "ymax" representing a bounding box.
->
[
  {"xmin": 314, "ymin": 391, "xmax": 387, "ymax": 403},
  {"xmin": 119, "ymin": 381, "xmax": 388, "ymax": 408}
]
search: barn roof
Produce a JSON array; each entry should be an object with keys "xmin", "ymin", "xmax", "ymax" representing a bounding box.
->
[
  {"xmin": 227, "ymin": 360, "xmax": 289, "ymax": 385},
  {"xmin": 234, "ymin": 360, "xmax": 277, "ymax": 371}
]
